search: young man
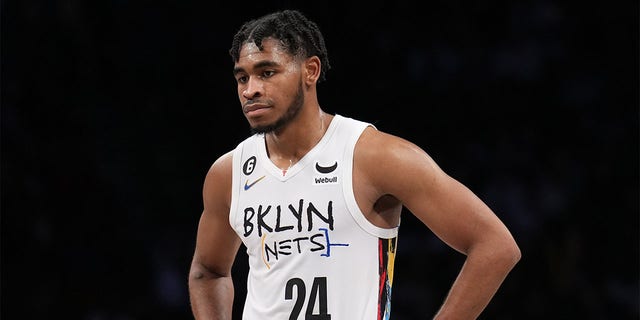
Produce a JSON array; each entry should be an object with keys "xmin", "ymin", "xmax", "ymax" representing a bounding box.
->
[{"xmin": 188, "ymin": 9, "xmax": 521, "ymax": 320}]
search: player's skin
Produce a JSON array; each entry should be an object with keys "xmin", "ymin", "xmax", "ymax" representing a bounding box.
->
[{"xmin": 188, "ymin": 38, "xmax": 521, "ymax": 320}]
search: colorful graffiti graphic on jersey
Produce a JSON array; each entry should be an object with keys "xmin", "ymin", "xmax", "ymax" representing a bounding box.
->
[{"xmin": 378, "ymin": 237, "xmax": 397, "ymax": 320}]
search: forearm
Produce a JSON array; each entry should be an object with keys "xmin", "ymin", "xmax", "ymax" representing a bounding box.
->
[
  {"xmin": 189, "ymin": 267, "xmax": 235, "ymax": 320},
  {"xmin": 434, "ymin": 243, "xmax": 520, "ymax": 319}
]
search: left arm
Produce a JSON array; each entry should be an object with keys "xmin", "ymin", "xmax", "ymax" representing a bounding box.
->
[
  {"xmin": 360, "ymin": 130, "xmax": 521, "ymax": 319},
  {"xmin": 412, "ymin": 170, "xmax": 521, "ymax": 319}
]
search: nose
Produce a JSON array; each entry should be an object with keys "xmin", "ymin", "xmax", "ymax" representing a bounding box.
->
[{"xmin": 242, "ymin": 77, "xmax": 263, "ymax": 99}]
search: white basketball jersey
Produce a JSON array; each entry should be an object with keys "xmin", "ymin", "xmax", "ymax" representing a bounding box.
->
[{"xmin": 229, "ymin": 114, "xmax": 399, "ymax": 320}]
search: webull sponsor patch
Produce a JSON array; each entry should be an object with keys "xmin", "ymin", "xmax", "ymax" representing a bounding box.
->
[{"xmin": 313, "ymin": 176, "xmax": 338, "ymax": 185}]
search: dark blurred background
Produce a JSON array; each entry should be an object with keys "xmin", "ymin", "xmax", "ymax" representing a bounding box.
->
[{"xmin": 2, "ymin": 0, "xmax": 638, "ymax": 319}]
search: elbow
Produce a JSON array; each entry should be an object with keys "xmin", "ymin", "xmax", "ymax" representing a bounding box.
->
[
  {"xmin": 189, "ymin": 266, "xmax": 207, "ymax": 282},
  {"xmin": 476, "ymin": 236, "xmax": 521, "ymax": 271},
  {"xmin": 511, "ymin": 246, "xmax": 522, "ymax": 268},
  {"xmin": 188, "ymin": 262, "xmax": 208, "ymax": 284},
  {"xmin": 501, "ymin": 238, "xmax": 522, "ymax": 269},
  {"xmin": 189, "ymin": 260, "xmax": 229, "ymax": 281}
]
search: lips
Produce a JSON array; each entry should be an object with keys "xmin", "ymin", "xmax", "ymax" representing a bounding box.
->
[{"xmin": 243, "ymin": 102, "xmax": 271, "ymax": 114}]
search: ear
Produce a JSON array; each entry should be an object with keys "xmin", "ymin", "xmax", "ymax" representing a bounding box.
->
[{"xmin": 303, "ymin": 56, "xmax": 321, "ymax": 86}]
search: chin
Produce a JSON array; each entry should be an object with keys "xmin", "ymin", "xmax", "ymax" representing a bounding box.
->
[{"xmin": 249, "ymin": 121, "xmax": 277, "ymax": 135}]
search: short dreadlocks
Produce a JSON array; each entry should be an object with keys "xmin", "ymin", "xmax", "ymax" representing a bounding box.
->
[{"xmin": 229, "ymin": 9, "xmax": 331, "ymax": 82}]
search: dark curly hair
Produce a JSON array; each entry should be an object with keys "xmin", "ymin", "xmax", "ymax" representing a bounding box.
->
[{"xmin": 229, "ymin": 9, "xmax": 331, "ymax": 82}]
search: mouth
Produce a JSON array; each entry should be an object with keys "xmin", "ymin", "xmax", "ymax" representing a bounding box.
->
[{"xmin": 243, "ymin": 102, "xmax": 271, "ymax": 115}]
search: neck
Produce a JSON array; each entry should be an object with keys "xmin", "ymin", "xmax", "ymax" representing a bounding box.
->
[{"xmin": 265, "ymin": 109, "xmax": 330, "ymax": 168}]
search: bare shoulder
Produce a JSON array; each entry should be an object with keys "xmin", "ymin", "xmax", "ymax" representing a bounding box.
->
[
  {"xmin": 356, "ymin": 127, "xmax": 441, "ymax": 175},
  {"xmin": 206, "ymin": 150, "xmax": 234, "ymax": 178},
  {"xmin": 355, "ymin": 126, "xmax": 446, "ymax": 198},
  {"xmin": 203, "ymin": 150, "xmax": 234, "ymax": 207}
]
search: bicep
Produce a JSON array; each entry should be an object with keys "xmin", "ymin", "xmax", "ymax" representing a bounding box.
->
[
  {"xmin": 192, "ymin": 209, "xmax": 242, "ymax": 276},
  {"xmin": 373, "ymin": 136, "xmax": 507, "ymax": 255},
  {"xmin": 191, "ymin": 153, "xmax": 242, "ymax": 276},
  {"xmin": 404, "ymin": 169, "xmax": 501, "ymax": 254}
]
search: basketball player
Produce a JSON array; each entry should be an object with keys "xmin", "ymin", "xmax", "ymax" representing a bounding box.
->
[{"xmin": 188, "ymin": 9, "xmax": 521, "ymax": 319}]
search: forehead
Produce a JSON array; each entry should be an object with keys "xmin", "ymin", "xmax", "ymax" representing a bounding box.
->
[{"xmin": 237, "ymin": 38, "xmax": 294, "ymax": 66}]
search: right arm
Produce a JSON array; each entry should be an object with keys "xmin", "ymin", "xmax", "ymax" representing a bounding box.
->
[{"xmin": 188, "ymin": 151, "xmax": 243, "ymax": 320}]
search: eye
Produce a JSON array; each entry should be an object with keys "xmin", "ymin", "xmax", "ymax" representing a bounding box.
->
[
  {"xmin": 236, "ymin": 75, "xmax": 248, "ymax": 84},
  {"xmin": 262, "ymin": 70, "xmax": 275, "ymax": 78}
]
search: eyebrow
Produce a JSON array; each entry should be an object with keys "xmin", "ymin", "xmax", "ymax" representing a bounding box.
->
[{"xmin": 233, "ymin": 60, "xmax": 280, "ymax": 76}]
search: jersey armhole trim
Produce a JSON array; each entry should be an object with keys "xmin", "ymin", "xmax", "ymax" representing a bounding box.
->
[
  {"xmin": 229, "ymin": 140, "xmax": 245, "ymax": 230},
  {"xmin": 341, "ymin": 120, "xmax": 399, "ymax": 239}
]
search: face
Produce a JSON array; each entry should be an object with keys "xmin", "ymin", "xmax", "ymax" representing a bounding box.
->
[{"xmin": 233, "ymin": 38, "xmax": 305, "ymax": 134}]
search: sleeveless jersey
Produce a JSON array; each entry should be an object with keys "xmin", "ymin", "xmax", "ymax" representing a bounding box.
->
[{"xmin": 229, "ymin": 114, "xmax": 399, "ymax": 320}]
